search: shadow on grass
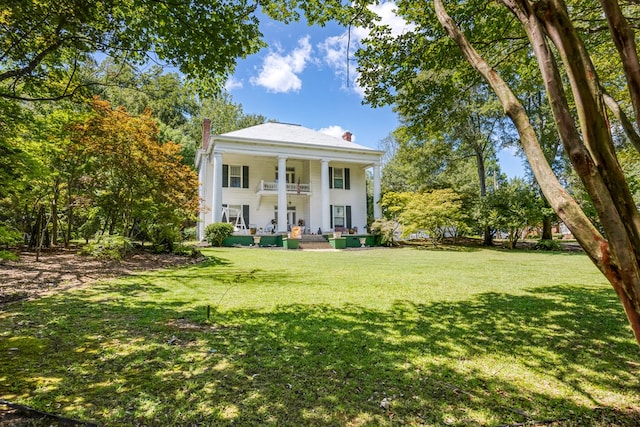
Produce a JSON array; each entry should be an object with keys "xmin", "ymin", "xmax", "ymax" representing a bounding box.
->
[{"xmin": 1, "ymin": 274, "xmax": 639, "ymax": 426}]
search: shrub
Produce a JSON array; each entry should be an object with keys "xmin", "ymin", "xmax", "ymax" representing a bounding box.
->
[
  {"xmin": 204, "ymin": 222, "xmax": 235, "ymax": 247},
  {"xmin": 181, "ymin": 227, "xmax": 197, "ymax": 241},
  {"xmin": 79, "ymin": 214, "xmax": 102, "ymax": 244},
  {"xmin": 369, "ymin": 218, "xmax": 401, "ymax": 247},
  {"xmin": 81, "ymin": 235, "xmax": 133, "ymax": 261},
  {"xmin": 535, "ymin": 239, "xmax": 562, "ymax": 251},
  {"xmin": 172, "ymin": 244, "xmax": 203, "ymax": 259},
  {"xmin": 0, "ymin": 225, "xmax": 22, "ymax": 247},
  {"xmin": 0, "ymin": 250, "xmax": 19, "ymax": 261},
  {"xmin": 143, "ymin": 223, "xmax": 182, "ymax": 253}
]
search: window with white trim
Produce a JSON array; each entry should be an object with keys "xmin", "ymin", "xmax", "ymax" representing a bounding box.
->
[
  {"xmin": 275, "ymin": 167, "xmax": 296, "ymax": 184},
  {"xmin": 333, "ymin": 205, "xmax": 345, "ymax": 228},
  {"xmin": 333, "ymin": 167, "xmax": 344, "ymax": 189},
  {"xmin": 229, "ymin": 165, "xmax": 242, "ymax": 188},
  {"xmin": 222, "ymin": 164, "xmax": 249, "ymax": 188}
]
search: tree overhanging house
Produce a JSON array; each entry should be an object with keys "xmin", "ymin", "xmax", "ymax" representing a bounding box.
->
[{"xmin": 195, "ymin": 121, "xmax": 384, "ymax": 240}]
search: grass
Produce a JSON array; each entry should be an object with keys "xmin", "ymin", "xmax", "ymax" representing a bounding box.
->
[{"xmin": 1, "ymin": 246, "xmax": 639, "ymax": 426}]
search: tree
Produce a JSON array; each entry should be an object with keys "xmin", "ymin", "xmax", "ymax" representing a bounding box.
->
[
  {"xmin": 391, "ymin": 189, "xmax": 467, "ymax": 245},
  {"xmin": 76, "ymin": 98, "xmax": 199, "ymax": 243},
  {"xmin": 304, "ymin": 0, "xmax": 640, "ymax": 344},
  {"xmin": 0, "ymin": 0, "xmax": 267, "ymax": 100},
  {"xmin": 475, "ymin": 179, "xmax": 542, "ymax": 249},
  {"xmin": 0, "ymin": 0, "xmax": 359, "ymax": 101},
  {"xmin": 430, "ymin": 0, "xmax": 640, "ymax": 344},
  {"xmin": 361, "ymin": 21, "xmax": 508, "ymax": 244},
  {"xmin": 181, "ymin": 93, "xmax": 268, "ymax": 166}
]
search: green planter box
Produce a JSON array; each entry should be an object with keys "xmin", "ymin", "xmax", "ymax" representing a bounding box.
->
[
  {"xmin": 256, "ymin": 235, "xmax": 282, "ymax": 247},
  {"xmin": 283, "ymin": 238, "xmax": 299, "ymax": 249},
  {"xmin": 329, "ymin": 237, "xmax": 347, "ymax": 249},
  {"xmin": 344, "ymin": 235, "xmax": 375, "ymax": 247},
  {"xmin": 222, "ymin": 235, "xmax": 253, "ymax": 247}
]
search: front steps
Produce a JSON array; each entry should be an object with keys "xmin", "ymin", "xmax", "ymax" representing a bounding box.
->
[{"xmin": 298, "ymin": 235, "xmax": 333, "ymax": 250}]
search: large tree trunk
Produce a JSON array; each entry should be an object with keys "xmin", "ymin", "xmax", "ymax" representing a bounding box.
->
[
  {"xmin": 51, "ymin": 179, "xmax": 59, "ymax": 246},
  {"xmin": 474, "ymin": 147, "xmax": 494, "ymax": 245},
  {"xmin": 434, "ymin": 0, "xmax": 640, "ymax": 345}
]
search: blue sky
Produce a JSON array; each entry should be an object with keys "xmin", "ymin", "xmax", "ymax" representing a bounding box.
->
[{"xmin": 222, "ymin": 2, "xmax": 525, "ymax": 178}]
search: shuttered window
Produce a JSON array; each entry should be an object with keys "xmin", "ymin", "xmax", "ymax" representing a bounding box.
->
[
  {"xmin": 329, "ymin": 167, "xmax": 350, "ymax": 190},
  {"xmin": 222, "ymin": 164, "xmax": 249, "ymax": 188}
]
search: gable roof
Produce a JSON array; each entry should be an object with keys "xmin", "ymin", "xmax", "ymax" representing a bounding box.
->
[{"xmin": 220, "ymin": 122, "xmax": 377, "ymax": 152}]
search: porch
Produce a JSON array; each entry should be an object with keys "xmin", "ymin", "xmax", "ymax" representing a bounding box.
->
[{"xmin": 221, "ymin": 232, "xmax": 377, "ymax": 249}]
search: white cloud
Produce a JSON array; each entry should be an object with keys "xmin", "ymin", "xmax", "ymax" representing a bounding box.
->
[
  {"xmin": 319, "ymin": 125, "xmax": 356, "ymax": 142},
  {"xmin": 224, "ymin": 76, "xmax": 243, "ymax": 91},
  {"xmin": 370, "ymin": 1, "xmax": 415, "ymax": 37},
  {"xmin": 319, "ymin": 33, "xmax": 365, "ymax": 96},
  {"xmin": 251, "ymin": 36, "xmax": 313, "ymax": 93},
  {"xmin": 319, "ymin": 1, "xmax": 414, "ymax": 96}
]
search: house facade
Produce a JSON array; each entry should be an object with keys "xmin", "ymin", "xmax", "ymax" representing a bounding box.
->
[{"xmin": 195, "ymin": 121, "xmax": 384, "ymax": 240}]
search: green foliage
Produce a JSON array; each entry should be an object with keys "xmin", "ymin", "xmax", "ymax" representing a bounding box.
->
[
  {"xmin": 0, "ymin": 249, "xmax": 19, "ymax": 261},
  {"xmin": 369, "ymin": 218, "xmax": 401, "ymax": 247},
  {"xmin": 381, "ymin": 189, "xmax": 467, "ymax": 244},
  {"xmin": 171, "ymin": 244, "xmax": 203, "ymax": 259},
  {"xmin": 181, "ymin": 227, "xmax": 197, "ymax": 242},
  {"xmin": 400, "ymin": 189, "xmax": 467, "ymax": 244},
  {"xmin": 141, "ymin": 222, "xmax": 182, "ymax": 254},
  {"xmin": 0, "ymin": 225, "xmax": 22, "ymax": 247},
  {"xmin": 0, "ymin": 0, "xmax": 270, "ymax": 100},
  {"xmin": 80, "ymin": 235, "xmax": 133, "ymax": 261},
  {"xmin": 535, "ymin": 239, "xmax": 562, "ymax": 251},
  {"xmin": 79, "ymin": 211, "xmax": 102, "ymax": 244},
  {"xmin": 473, "ymin": 179, "xmax": 543, "ymax": 249},
  {"xmin": 380, "ymin": 191, "xmax": 412, "ymax": 220},
  {"xmin": 204, "ymin": 222, "xmax": 235, "ymax": 247}
]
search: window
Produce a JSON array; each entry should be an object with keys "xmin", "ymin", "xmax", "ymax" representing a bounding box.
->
[
  {"xmin": 333, "ymin": 205, "xmax": 345, "ymax": 228},
  {"xmin": 329, "ymin": 167, "xmax": 350, "ymax": 190},
  {"xmin": 333, "ymin": 168, "xmax": 344, "ymax": 189},
  {"xmin": 229, "ymin": 165, "xmax": 242, "ymax": 188},
  {"xmin": 330, "ymin": 205, "xmax": 352, "ymax": 229},
  {"xmin": 275, "ymin": 167, "xmax": 296, "ymax": 184},
  {"xmin": 222, "ymin": 165, "xmax": 249, "ymax": 188}
]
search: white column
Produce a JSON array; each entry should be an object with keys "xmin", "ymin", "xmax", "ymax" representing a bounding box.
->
[
  {"xmin": 212, "ymin": 152, "xmax": 223, "ymax": 223},
  {"xmin": 320, "ymin": 159, "xmax": 330, "ymax": 233},
  {"xmin": 198, "ymin": 159, "xmax": 206, "ymax": 240},
  {"xmin": 373, "ymin": 162, "xmax": 382, "ymax": 219},
  {"xmin": 277, "ymin": 156, "xmax": 288, "ymax": 233}
]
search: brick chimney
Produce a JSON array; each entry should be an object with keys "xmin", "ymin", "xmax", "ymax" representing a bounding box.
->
[
  {"xmin": 342, "ymin": 131, "xmax": 352, "ymax": 142},
  {"xmin": 202, "ymin": 118, "xmax": 211, "ymax": 150}
]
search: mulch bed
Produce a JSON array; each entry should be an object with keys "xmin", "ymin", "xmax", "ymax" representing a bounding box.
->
[{"xmin": 0, "ymin": 247, "xmax": 205, "ymax": 305}]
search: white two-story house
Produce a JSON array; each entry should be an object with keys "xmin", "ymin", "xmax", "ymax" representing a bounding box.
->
[{"xmin": 195, "ymin": 121, "xmax": 384, "ymax": 240}]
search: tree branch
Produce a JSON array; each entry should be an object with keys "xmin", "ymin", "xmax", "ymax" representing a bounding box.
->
[
  {"xmin": 0, "ymin": 21, "xmax": 65, "ymax": 83},
  {"xmin": 433, "ymin": 0, "xmax": 604, "ymax": 261}
]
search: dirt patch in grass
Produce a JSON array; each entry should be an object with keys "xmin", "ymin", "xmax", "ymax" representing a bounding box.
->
[{"xmin": 0, "ymin": 247, "xmax": 205, "ymax": 305}]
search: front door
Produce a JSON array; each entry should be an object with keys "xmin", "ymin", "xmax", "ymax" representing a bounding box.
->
[{"xmin": 287, "ymin": 209, "xmax": 296, "ymax": 229}]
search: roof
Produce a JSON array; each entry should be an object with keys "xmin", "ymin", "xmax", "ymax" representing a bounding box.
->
[{"xmin": 219, "ymin": 122, "xmax": 377, "ymax": 152}]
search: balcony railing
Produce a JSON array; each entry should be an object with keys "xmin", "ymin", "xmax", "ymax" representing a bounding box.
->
[{"xmin": 258, "ymin": 180, "xmax": 311, "ymax": 193}]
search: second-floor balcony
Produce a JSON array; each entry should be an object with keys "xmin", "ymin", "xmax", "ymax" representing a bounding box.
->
[{"xmin": 258, "ymin": 180, "xmax": 311, "ymax": 194}]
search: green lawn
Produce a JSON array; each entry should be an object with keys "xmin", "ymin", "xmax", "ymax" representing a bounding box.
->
[{"xmin": 1, "ymin": 247, "xmax": 639, "ymax": 426}]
